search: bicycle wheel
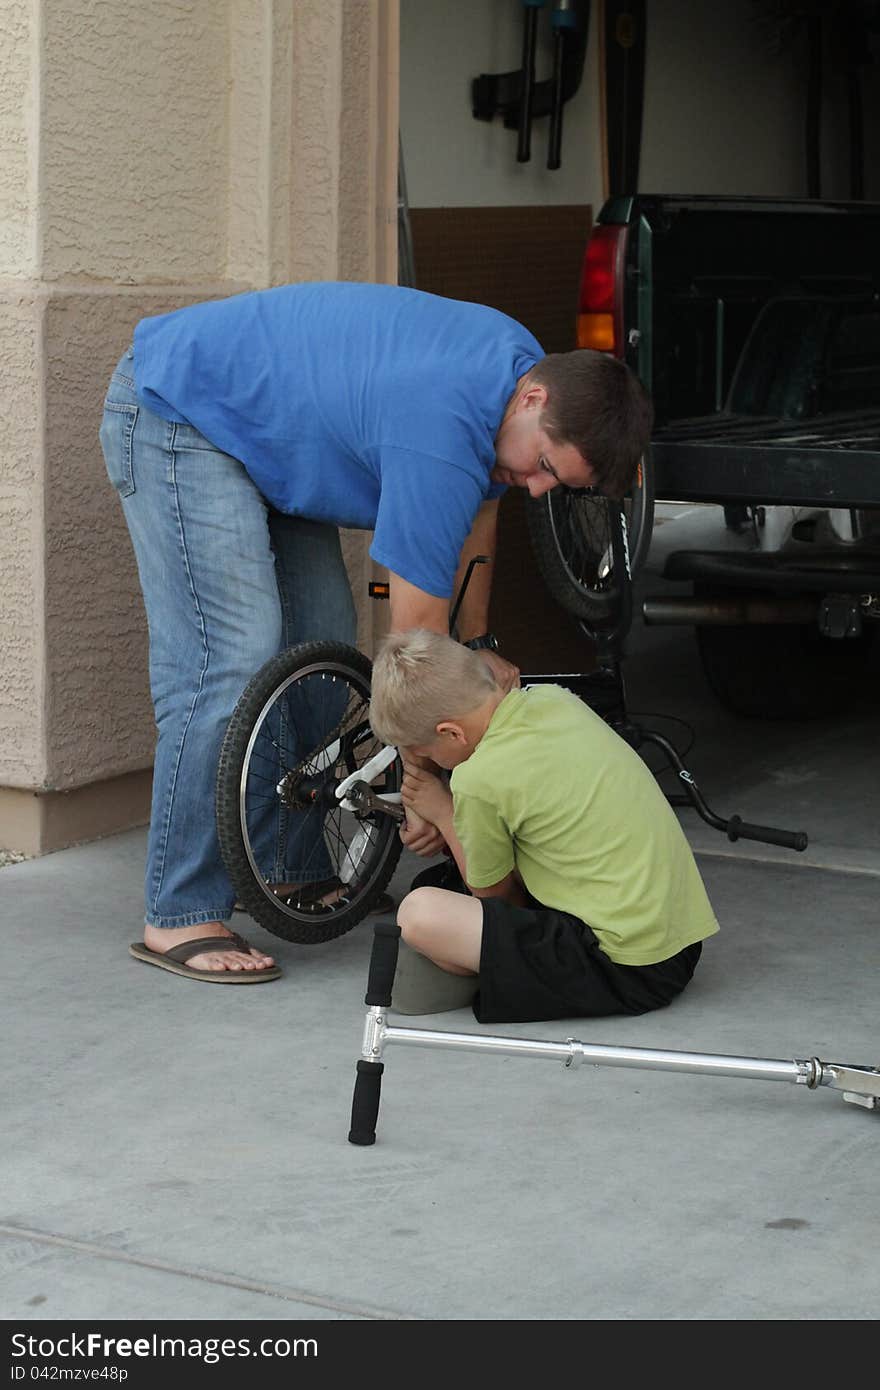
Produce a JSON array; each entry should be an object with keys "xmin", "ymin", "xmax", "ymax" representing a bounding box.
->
[
  {"xmin": 216, "ymin": 641, "xmax": 403, "ymax": 944},
  {"xmin": 526, "ymin": 453, "xmax": 654, "ymax": 624}
]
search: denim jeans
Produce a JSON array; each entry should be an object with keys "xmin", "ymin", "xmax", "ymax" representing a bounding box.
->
[{"xmin": 99, "ymin": 348, "xmax": 357, "ymax": 928}]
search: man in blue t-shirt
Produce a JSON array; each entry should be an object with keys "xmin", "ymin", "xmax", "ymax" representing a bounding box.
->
[{"xmin": 99, "ymin": 281, "xmax": 653, "ymax": 984}]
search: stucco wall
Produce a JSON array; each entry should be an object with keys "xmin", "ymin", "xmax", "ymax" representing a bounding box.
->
[
  {"xmin": 0, "ymin": 0, "xmax": 398, "ymax": 847},
  {"xmin": 42, "ymin": 286, "xmax": 240, "ymax": 789},
  {"xmin": 0, "ymin": 0, "xmax": 34, "ymax": 276},
  {"xmin": 41, "ymin": 1, "xmax": 229, "ymax": 283},
  {"xmin": 0, "ymin": 292, "xmax": 42, "ymax": 786}
]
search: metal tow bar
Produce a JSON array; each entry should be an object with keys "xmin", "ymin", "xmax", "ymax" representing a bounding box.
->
[{"xmin": 347, "ymin": 924, "xmax": 880, "ymax": 1145}]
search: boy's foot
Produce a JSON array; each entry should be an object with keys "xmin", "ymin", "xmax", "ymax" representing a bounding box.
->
[{"xmin": 141, "ymin": 921, "xmax": 277, "ymax": 976}]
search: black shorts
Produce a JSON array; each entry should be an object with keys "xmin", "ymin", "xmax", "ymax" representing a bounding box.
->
[{"xmin": 476, "ymin": 895, "xmax": 703, "ymax": 1025}]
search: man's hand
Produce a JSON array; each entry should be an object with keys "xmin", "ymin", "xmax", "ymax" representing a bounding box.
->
[
  {"xmin": 478, "ymin": 649, "xmax": 520, "ymax": 693},
  {"xmin": 401, "ymin": 761, "xmax": 455, "ymax": 830}
]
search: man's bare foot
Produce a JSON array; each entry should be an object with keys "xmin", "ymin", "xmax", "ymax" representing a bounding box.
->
[{"xmin": 143, "ymin": 922, "xmax": 275, "ymax": 974}]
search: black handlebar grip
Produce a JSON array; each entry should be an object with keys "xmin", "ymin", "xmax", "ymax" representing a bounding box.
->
[
  {"xmin": 727, "ymin": 815, "xmax": 808, "ymax": 852},
  {"xmin": 348, "ymin": 1059, "xmax": 384, "ymax": 1145},
  {"xmin": 365, "ymin": 921, "xmax": 401, "ymax": 1005}
]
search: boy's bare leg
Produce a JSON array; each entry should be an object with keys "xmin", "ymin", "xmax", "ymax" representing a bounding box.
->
[{"xmin": 396, "ymin": 886, "xmax": 483, "ymax": 975}]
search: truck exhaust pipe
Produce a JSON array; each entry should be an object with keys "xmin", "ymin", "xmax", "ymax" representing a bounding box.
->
[{"xmin": 642, "ymin": 595, "xmax": 820, "ymax": 626}]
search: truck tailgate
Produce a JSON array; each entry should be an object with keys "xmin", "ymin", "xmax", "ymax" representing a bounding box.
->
[{"xmin": 652, "ymin": 409, "xmax": 880, "ymax": 507}]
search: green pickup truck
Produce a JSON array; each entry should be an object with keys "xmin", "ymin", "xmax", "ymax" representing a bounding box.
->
[{"xmin": 530, "ymin": 194, "xmax": 880, "ymax": 719}]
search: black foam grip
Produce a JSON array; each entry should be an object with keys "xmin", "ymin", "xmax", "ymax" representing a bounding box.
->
[
  {"xmin": 365, "ymin": 921, "xmax": 401, "ymax": 1005},
  {"xmin": 727, "ymin": 815, "xmax": 808, "ymax": 852},
  {"xmin": 348, "ymin": 1059, "xmax": 384, "ymax": 1145}
]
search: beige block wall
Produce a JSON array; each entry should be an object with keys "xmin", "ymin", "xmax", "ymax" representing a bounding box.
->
[
  {"xmin": 0, "ymin": 1, "xmax": 34, "ymax": 277},
  {"xmin": 0, "ymin": 293, "xmax": 42, "ymax": 786},
  {"xmin": 0, "ymin": 0, "xmax": 398, "ymax": 854},
  {"xmin": 40, "ymin": 2, "xmax": 230, "ymax": 284}
]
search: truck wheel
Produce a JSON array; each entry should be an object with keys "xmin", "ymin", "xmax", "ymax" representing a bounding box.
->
[{"xmin": 694, "ymin": 590, "xmax": 875, "ymax": 719}]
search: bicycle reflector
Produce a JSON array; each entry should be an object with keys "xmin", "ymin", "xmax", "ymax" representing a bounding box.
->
[{"xmin": 576, "ymin": 223, "xmax": 628, "ymax": 357}]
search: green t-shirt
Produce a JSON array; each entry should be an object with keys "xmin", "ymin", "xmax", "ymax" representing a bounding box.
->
[{"xmin": 450, "ymin": 684, "xmax": 719, "ymax": 966}]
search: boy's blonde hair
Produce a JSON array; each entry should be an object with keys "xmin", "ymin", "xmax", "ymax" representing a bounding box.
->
[{"xmin": 369, "ymin": 629, "xmax": 498, "ymax": 747}]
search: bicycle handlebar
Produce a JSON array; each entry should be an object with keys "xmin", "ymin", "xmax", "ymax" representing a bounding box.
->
[{"xmin": 726, "ymin": 815, "xmax": 808, "ymax": 852}]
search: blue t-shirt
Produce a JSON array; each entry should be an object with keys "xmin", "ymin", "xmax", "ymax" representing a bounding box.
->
[{"xmin": 133, "ymin": 282, "xmax": 543, "ymax": 597}]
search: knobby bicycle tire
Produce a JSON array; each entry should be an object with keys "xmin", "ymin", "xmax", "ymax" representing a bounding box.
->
[
  {"xmin": 216, "ymin": 641, "xmax": 403, "ymax": 944},
  {"xmin": 526, "ymin": 453, "xmax": 655, "ymax": 624}
]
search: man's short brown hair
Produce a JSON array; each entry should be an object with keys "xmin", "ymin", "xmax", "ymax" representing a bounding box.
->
[{"xmin": 528, "ymin": 350, "xmax": 653, "ymax": 498}]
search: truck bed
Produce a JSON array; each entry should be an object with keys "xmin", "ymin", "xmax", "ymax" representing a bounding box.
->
[{"xmin": 652, "ymin": 409, "xmax": 880, "ymax": 508}]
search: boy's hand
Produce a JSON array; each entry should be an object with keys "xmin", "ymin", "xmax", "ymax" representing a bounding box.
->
[
  {"xmin": 399, "ymin": 808, "xmax": 446, "ymax": 858},
  {"xmin": 401, "ymin": 762, "xmax": 454, "ymax": 830}
]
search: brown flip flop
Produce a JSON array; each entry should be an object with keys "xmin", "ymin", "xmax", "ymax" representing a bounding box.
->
[{"xmin": 129, "ymin": 931, "xmax": 282, "ymax": 983}]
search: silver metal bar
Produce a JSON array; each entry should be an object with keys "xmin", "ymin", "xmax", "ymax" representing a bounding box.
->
[
  {"xmin": 382, "ymin": 1025, "xmax": 812, "ymax": 1085},
  {"xmin": 363, "ymin": 1017, "xmax": 879, "ymax": 1108},
  {"xmin": 384, "ymin": 1026, "xmax": 580, "ymax": 1065}
]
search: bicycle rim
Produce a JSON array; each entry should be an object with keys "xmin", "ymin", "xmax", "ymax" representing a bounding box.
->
[
  {"xmin": 526, "ymin": 457, "xmax": 653, "ymax": 625},
  {"xmin": 218, "ymin": 645, "xmax": 402, "ymax": 942}
]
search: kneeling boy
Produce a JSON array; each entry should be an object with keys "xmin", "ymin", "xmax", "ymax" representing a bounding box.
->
[{"xmin": 369, "ymin": 630, "xmax": 718, "ymax": 1024}]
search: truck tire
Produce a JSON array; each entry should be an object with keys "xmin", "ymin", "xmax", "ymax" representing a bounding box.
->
[{"xmin": 694, "ymin": 588, "xmax": 875, "ymax": 719}]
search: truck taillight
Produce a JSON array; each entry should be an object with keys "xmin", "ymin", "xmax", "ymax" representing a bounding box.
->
[{"xmin": 577, "ymin": 223, "xmax": 628, "ymax": 357}]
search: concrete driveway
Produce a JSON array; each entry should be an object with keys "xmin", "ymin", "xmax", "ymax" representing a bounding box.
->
[{"xmin": 2, "ymin": 504, "xmax": 878, "ymax": 1323}]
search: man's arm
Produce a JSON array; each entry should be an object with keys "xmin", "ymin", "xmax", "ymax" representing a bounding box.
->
[
  {"xmin": 387, "ymin": 499, "xmax": 518, "ymax": 690},
  {"xmin": 450, "ymin": 497, "xmax": 499, "ymax": 643},
  {"xmin": 388, "ymin": 573, "xmax": 449, "ymax": 635},
  {"xmin": 387, "ymin": 497, "xmax": 499, "ymax": 637},
  {"xmin": 450, "ymin": 499, "xmax": 520, "ymax": 692}
]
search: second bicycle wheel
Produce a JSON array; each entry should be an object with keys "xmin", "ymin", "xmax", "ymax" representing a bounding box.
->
[
  {"xmin": 216, "ymin": 641, "xmax": 403, "ymax": 944},
  {"xmin": 526, "ymin": 455, "xmax": 654, "ymax": 625}
]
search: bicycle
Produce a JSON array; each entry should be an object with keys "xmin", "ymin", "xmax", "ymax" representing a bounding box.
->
[
  {"xmin": 525, "ymin": 452, "xmax": 654, "ymax": 624},
  {"xmin": 213, "ymin": 473, "xmax": 641, "ymax": 947},
  {"xmin": 215, "ymin": 485, "xmax": 806, "ymax": 949}
]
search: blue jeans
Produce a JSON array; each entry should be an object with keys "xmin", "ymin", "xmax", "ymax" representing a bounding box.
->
[{"xmin": 99, "ymin": 348, "xmax": 357, "ymax": 928}]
